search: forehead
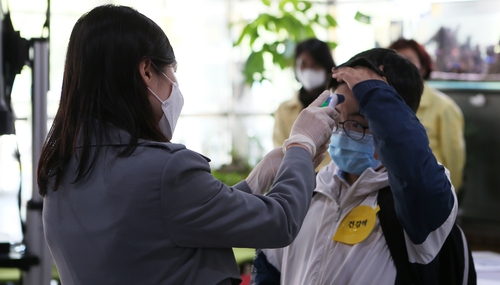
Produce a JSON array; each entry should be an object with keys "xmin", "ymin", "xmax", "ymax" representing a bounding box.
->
[
  {"xmin": 334, "ymin": 84, "xmax": 356, "ymax": 111},
  {"xmin": 296, "ymin": 51, "xmax": 313, "ymax": 63},
  {"xmin": 296, "ymin": 52, "xmax": 321, "ymax": 68},
  {"xmin": 333, "ymin": 83, "xmax": 369, "ymax": 123}
]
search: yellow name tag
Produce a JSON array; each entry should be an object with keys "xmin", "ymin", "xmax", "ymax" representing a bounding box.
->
[{"xmin": 332, "ymin": 205, "xmax": 380, "ymax": 245}]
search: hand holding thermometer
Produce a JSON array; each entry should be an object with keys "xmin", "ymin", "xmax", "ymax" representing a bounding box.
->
[{"xmin": 321, "ymin": 93, "xmax": 345, "ymax": 108}]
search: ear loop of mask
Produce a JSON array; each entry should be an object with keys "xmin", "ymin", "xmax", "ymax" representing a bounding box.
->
[
  {"xmin": 150, "ymin": 61, "xmax": 177, "ymax": 85},
  {"xmin": 147, "ymin": 61, "xmax": 177, "ymax": 103},
  {"xmin": 147, "ymin": 87, "xmax": 164, "ymax": 103}
]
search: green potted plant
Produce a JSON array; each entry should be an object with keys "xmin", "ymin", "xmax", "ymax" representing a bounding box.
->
[{"xmin": 233, "ymin": 0, "xmax": 338, "ymax": 85}]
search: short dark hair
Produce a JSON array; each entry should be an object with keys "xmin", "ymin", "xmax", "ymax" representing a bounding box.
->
[
  {"xmin": 388, "ymin": 38, "xmax": 433, "ymax": 80},
  {"xmin": 328, "ymin": 48, "xmax": 423, "ymax": 113},
  {"xmin": 37, "ymin": 5, "xmax": 175, "ymax": 195},
  {"xmin": 294, "ymin": 38, "xmax": 335, "ymax": 74}
]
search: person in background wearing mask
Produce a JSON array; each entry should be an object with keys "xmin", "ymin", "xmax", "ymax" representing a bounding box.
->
[
  {"xmin": 273, "ymin": 38, "xmax": 335, "ymax": 171},
  {"xmin": 36, "ymin": 5, "xmax": 338, "ymax": 285},
  {"xmin": 251, "ymin": 48, "xmax": 475, "ymax": 285},
  {"xmin": 389, "ymin": 39, "xmax": 466, "ymax": 192}
]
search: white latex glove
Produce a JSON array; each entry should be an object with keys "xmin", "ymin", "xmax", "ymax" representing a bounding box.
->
[
  {"xmin": 246, "ymin": 148, "xmax": 284, "ymax": 194},
  {"xmin": 283, "ymin": 90, "xmax": 338, "ymax": 158}
]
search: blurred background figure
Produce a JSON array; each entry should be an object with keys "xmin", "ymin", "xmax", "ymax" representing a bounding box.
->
[
  {"xmin": 389, "ymin": 38, "xmax": 466, "ymax": 192},
  {"xmin": 273, "ymin": 38, "xmax": 335, "ymax": 170}
]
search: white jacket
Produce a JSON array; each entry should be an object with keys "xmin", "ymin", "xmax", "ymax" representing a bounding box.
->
[
  {"xmin": 260, "ymin": 161, "xmax": 457, "ymax": 285},
  {"xmin": 254, "ymin": 80, "xmax": 459, "ymax": 285}
]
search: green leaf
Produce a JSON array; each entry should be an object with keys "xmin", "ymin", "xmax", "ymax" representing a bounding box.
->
[
  {"xmin": 264, "ymin": 42, "xmax": 277, "ymax": 53},
  {"xmin": 325, "ymin": 14, "xmax": 338, "ymax": 27},
  {"xmin": 326, "ymin": 41, "xmax": 338, "ymax": 50},
  {"xmin": 234, "ymin": 24, "xmax": 252, "ymax": 46},
  {"xmin": 244, "ymin": 51, "xmax": 266, "ymax": 84},
  {"xmin": 261, "ymin": 14, "xmax": 279, "ymax": 33},
  {"xmin": 273, "ymin": 53, "xmax": 287, "ymax": 69},
  {"xmin": 280, "ymin": 12, "xmax": 310, "ymax": 40},
  {"xmin": 307, "ymin": 25, "xmax": 316, "ymax": 35},
  {"xmin": 278, "ymin": 0, "xmax": 287, "ymax": 11},
  {"xmin": 313, "ymin": 14, "xmax": 320, "ymax": 24},
  {"xmin": 354, "ymin": 11, "xmax": 371, "ymax": 24},
  {"xmin": 254, "ymin": 13, "xmax": 271, "ymax": 25},
  {"xmin": 233, "ymin": 0, "xmax": 338, "ymax": 85},
  {"xmin": 279, "ymin": 0, "xmax": 297, "ymax": 12},
  {"xmin": 248, "ymin": 26, "xmax": 260, "ymax": 46}
]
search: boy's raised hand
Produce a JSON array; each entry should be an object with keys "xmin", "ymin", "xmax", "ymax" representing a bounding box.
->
[{"xmin": 331, "ymin": 66, "xmax": 387, "ymax": 91}]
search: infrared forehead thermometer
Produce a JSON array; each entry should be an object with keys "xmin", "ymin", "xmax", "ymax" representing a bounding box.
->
[{"xmin": 321, "ymin": 93, "xmax": 345, "ymax": 108}]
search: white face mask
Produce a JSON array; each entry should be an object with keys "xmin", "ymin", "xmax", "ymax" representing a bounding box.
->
[
  {"xmin": 296, "ymin": 68, "xmax": 326, "ymax": 91},
  {"xmin": 148, "ymin": 72, "xmax": 184, "ymax": 140}
]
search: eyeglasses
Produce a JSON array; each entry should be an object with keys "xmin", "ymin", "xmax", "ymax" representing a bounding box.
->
[{"xmin": 333, "ymin": 120, "xmax": 369, "ymax": 140}]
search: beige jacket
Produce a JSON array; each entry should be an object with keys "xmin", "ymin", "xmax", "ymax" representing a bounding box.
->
[{"xmin": 417, "ymin": 83, "xmax": 465, "ymax": 191}]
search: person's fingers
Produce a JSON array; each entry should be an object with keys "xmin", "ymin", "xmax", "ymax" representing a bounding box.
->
[
  {"xmin": 320, "ymin": 105, "xmax": 340, "ymax": 126},
  {"xmin": 331, "ymin": 67, "xmax": 350, "ymax": 84},
  {"xmin": 332, "ymin": 66, "xmax": 352, "ymax": 74},
  {"xmin": 316, "ymin": 142, "xmax": 329, "ymax": 155},
  {"xmin": 333, "ymin": 66, "xmax": 384, "ymax": 89},
  {"xmin": 331, "ymin": 70, "xmax": 341, "ymax": 81}
]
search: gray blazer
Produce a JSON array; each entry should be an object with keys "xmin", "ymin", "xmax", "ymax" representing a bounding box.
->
[{"xmin": 43, "ymin": 128, "xmax": 316, "ymax": 285}]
